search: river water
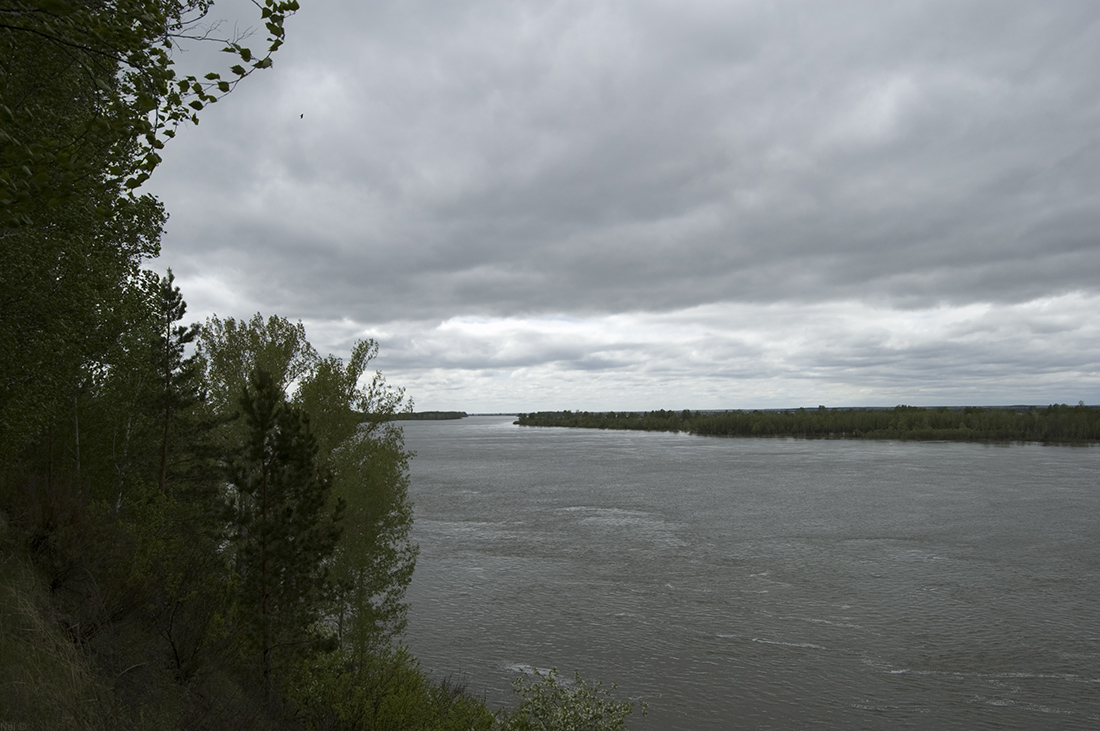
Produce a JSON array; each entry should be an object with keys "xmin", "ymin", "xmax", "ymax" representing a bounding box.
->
[{"xmin": 400, "ymin": 415, "xmax": 1100, "ymax": 730}]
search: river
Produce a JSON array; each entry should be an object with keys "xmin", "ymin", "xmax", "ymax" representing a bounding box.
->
[{"xmin": 400, "ymin": 415, "xmax": 1100, "ymax": 730}]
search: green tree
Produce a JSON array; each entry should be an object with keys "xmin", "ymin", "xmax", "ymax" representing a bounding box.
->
[
  {"xmin": 133, "ymin": 271, "xmax": 233, "ymax": 683},
  {"xmin": 0, "ymin": 0, "xmax": 300, "ymax": 465},
  {"xmin": 1, "ymin": 0, "xmax": 301, "ymax": 224},
  {"xmin": 199, "ymin": 313, "xmax": 319, "ymax": 418},
  {"xmin": 146, "ymin": 269, "xmax": 204, "ymax": 492},
  {"xmin": 227, "ymin": 368, "xmax": 344, "ymax": 696},
  {"xmin": 295, "ymin": 340, "xmax": 418, "ymax": 654},
  {"xmin": 199, "ymin": 317, "xmax": 418, "ymax": 654}
]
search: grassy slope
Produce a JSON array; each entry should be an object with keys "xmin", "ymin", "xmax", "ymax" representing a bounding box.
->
[{"xmin": 0, "ymin": 515, "xmax": 104, "ymax": 729}]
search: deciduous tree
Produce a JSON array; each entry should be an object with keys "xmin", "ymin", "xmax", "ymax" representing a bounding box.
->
[{"xmin": 295, "ymin": 340, "xmax": 417, "ymax": 653}]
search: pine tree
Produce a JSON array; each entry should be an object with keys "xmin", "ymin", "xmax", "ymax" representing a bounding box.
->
[
  {"xmin": 148, "ymin": 269, "xmax": 204, "ymax": 493},
  {"xmin": 227, "ymin": 368, "xmax": 344, "ymax": 696}
]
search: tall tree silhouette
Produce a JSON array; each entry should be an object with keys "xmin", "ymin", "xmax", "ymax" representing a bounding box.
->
[{"xmin": 227, "ymin": 368, "xmax": 343, "ymax": 696}]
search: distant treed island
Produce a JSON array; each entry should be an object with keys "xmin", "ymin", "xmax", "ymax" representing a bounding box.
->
[
  {"xmin": 391, "ymin": 411, "xmax": 469, "ymax": 420},
  {"xmin": 517, "ymin": 404, "xmax": 1100, "ymax": 443}
]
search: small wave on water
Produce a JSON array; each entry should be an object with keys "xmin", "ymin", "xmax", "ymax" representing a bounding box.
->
[
  {"xmin": 417, "ymin": 519, "xmax": 496, "ymax": 534},
  {"xmin": 553, "ymin": 506, "xmax": 690, "ymax": 549},
  {"xmin": 612, "ymin": 610, "xmax": 643, "ymax": 619},
  {"xmin": 752, "ymin": 638, "xmax": 826, "ymax": 650},
  {"xmin": 505, "ymin": 664, "xmax": 564, "ymax": 681},
  {"xmin": 775, "ymin": 614, "xmax": 863, "ymax": 629},
  {"xmin": 416, "ymin": 519, "xmax": 534, "ymax": 544},
  {"xmin": 862, "ymin": 658, "xmax": 1100, "ymax": 685},
  {"xmin": 746, "ymin": 571, "xmax": 793, "ymax": 589},
  {"xmin": 1014, "ymin": 701, "xmax": 1100, "ymax": 720},
  {"xmin": 850, "ymin": 702, "xmax": 904, "ymax": 712},
  {"xmin": 506, "ymin": 663, "xmax": 551, "ymax": 674}
]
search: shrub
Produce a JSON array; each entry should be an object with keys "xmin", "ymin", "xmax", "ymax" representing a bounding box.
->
[{"xmin": 504, "ymin": 668, "xmax": 643, "ymax": 731}]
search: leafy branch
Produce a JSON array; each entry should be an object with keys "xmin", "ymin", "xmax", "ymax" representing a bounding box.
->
[{"xmin": 0, "ymin": 0, "xmax": 301, "ymax": 226}]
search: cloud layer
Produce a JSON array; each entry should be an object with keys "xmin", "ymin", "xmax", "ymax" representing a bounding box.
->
[{"xmin": 149, "ymin": 1, "xmax": 1100, "ymax": 410}]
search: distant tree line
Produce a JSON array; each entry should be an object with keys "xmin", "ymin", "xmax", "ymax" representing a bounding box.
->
[
  {"xmin": 390, "ymin": 411, "xmax": 469, "ymax": 421},
  {"xmin": 516, "ymin": 404, "xmax": 1100, "ymax": 443}
]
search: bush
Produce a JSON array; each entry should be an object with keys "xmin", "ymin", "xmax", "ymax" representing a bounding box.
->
[
  {"xmin": 287, "ymin": 646, "xmax": 498, "ymax": 731},
  {"xmin": 503, "ymin": 668, "xmax": 643, "ymax": 731}
]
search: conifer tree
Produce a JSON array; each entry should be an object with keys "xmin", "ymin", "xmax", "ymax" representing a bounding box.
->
[
  {"xmin": 149, "ymin": 269, "xmax": 203, "ymax": 494},
  {"xmin": 227, "ymin": 368, "xmax": 344, "ymax": 696}
]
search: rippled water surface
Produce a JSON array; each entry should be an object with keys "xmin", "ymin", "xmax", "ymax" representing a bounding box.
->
[{"xmin": 400, "ymin": 415, "xmax": 1100, "ymax": 730}]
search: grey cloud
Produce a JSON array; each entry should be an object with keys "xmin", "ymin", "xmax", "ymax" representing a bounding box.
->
[{"xmin": 146, "ymin": 1, "xmax": 1100, "ymax": 408}]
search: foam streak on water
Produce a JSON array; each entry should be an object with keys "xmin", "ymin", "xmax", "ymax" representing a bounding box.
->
[{"xmin": 401, "ymin": 416, "xmax": 1100, "ymax": 730}]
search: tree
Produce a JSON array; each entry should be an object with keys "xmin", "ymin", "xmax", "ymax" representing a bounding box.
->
[
  {"xmin": 295, "ymin": 340, "xmax": 417, "ymax": 653},
  {"xmin": 0, "ymin": 161, "xmax": 164, "ymax": 466},
  {"xmin": 199, "ymin": 313, "xmax": 319, "ymax": 418},
  {"xmin": 200, "ymin": 317, "xmax": 418, "ymax": 654},
  {"xmin": 227, "ymin": 368, "xmax": 344, "ymax": 696},
  {"xmin": 0, "ymin": 0, "xmax": 301, "ymax": 225},
  {"xmin": 324, "ymin": 419, "xmax": 417, "ymax": 653},
  {"xmin": 144, "ymin": 269, "xmax": 204, "ymax": 493},
  {"xmin": 0, "ymin": 0, "xmax": 300, "ymax": 464}
]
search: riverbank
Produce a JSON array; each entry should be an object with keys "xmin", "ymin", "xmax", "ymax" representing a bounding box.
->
[{"xmin": 516, "ymin": 404, "xmax": 1100, "ymax": 443}]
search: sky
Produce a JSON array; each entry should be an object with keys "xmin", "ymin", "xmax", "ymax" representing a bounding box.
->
[{"xmin": 147, "ymin": 0, "xmax": 1100, "ymax": 412}]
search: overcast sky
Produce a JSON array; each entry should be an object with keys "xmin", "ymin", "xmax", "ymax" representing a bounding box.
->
[{"xmin": 148, "ymin": 0, "xmax": 1100, "ymax": 412}]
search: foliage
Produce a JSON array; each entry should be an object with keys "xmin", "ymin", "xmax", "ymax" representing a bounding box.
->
[
  {"xmin": 0, "ymin": 0, "xmax": 301, "ymax": 224},
  {"xmin": 326, "ymin": 423, "xmax": 418, "ymax": 653},
  {"xmin": 227, "ymin": 368, "xmax": 344, "ymax": 694},
  {"xmin": 517, "ymin": 404, "xmax": 1100, "ymax": 443},
  {"xmin": 148, "ymin": 269, "xmax": 204, "ymax": 492},
  {"xmin": 199, "ymin": 313, "xmax": 320, "ymax": 418},
  {"xmin": 0, "ymin": 161, "xmax": 164, "ymax": 466},
  {"xmin": 504, "ymin": 668, "xmax": 643, "ymax": 731},
  {"xmin": 0, "ymin": 0, "xmax": 296, "ymax": 462},
  {"xmin": 391, "ymin": 411, "xmax": 469, "ymax": 421},
  {"xmin": 201, "ymin": 319, "xmax": 420, "ymax": 654},
  {"xmin": 287, "ymin": 646, "xmax": 498, "ymax": 731},
  {"xmin": 295, "ymin": 340, "xmax": 418, "ymax": 652}
]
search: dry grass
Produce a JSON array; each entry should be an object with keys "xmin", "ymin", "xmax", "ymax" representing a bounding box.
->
[{"xmin": 0, "ymin": 514, "xmax": 110, "ymax": 730}]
